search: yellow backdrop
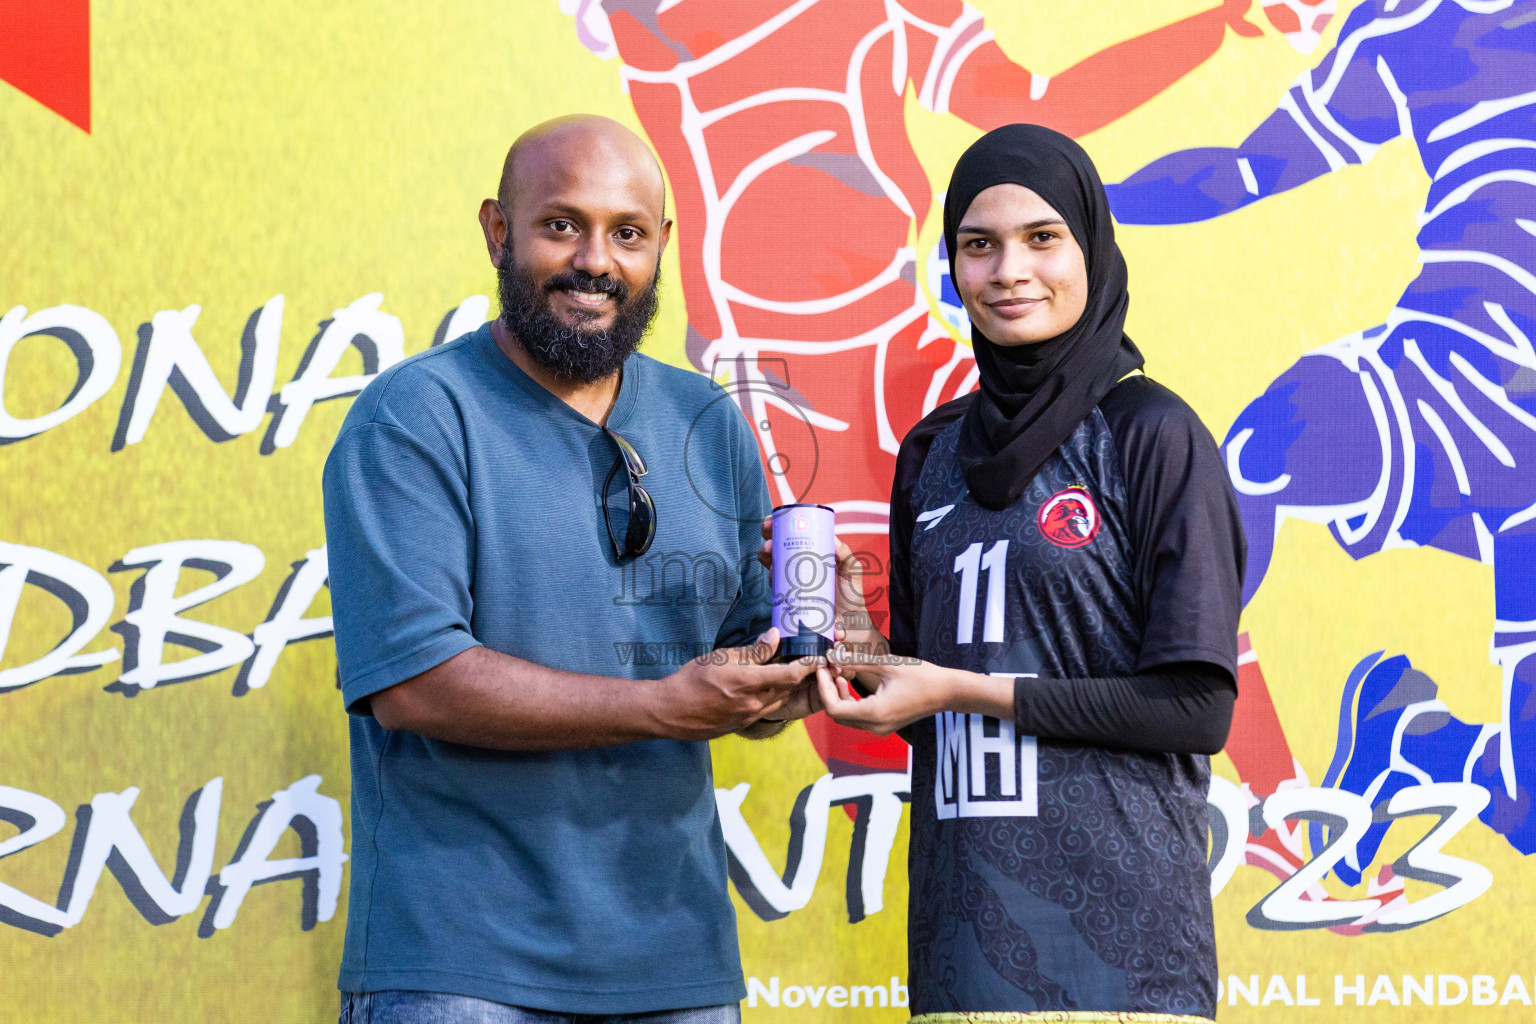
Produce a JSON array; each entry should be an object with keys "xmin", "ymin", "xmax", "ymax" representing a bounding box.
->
[{"xmin": 3, "ymin": 1, "xmax": 1530, "ymax": 1020}]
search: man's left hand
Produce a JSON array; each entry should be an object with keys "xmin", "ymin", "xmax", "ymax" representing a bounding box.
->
[{"xmin": 738, "ymin": 663, "xmax": 825, "ymax": 739}]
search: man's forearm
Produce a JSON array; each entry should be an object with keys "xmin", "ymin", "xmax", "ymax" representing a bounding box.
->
[{"xmin": 369, "ymin": 646, "xmax": 673, "ymax": 750}]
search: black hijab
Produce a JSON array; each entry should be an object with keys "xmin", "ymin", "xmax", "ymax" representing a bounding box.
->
[{"xmin": 944, "ymin": 123, "xmax": 1143, "ymax": 510}]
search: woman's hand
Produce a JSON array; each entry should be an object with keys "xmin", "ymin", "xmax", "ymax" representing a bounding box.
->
[{"xmin": 814, "ymin": 647, "xmax": 951, "ymax": 735}]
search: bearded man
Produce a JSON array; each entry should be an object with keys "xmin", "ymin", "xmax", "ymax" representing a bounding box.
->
[{"xmin": 322, "ymin": 115, "xmax": 818, "ymax": 1024}]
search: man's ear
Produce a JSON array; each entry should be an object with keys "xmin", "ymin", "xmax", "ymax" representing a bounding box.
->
[
  {"xmin": 479, "ymin": 198, "xmax": 509, "ymax": 267},
  {"xmin": 657, "ymin": 217, "xmax": 673, "ymax": 259}
]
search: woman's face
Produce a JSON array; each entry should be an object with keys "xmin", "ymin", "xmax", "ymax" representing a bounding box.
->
[{"xmin": 953, "ymin": 184, "xmax": 1088, "ymax": 347}]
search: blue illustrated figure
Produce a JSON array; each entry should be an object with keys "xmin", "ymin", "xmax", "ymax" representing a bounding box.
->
[{"xmin": 1107, "ymin": 0, "xmax": 1536, "ymax": 882}]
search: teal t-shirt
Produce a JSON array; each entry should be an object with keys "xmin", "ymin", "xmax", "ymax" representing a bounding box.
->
[{"xmin": 322, "ymin": 324, "xmax": 771, "ymax": 1013}]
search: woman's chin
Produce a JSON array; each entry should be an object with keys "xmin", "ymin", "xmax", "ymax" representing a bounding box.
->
[{"xmin": 986, "ymin": 328, "xmax": 1058, "ymax": 347}]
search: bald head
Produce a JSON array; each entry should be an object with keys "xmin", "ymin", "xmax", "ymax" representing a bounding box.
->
[
  {"xmin": 498, "ymin": 114, "xmax": 666, "ymax": 220},
  {"xmin": 478, "ymin": 113, "xmax": 673, "ymax": 382}
]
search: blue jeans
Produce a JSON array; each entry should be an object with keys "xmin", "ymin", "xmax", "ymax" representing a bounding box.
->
[{"xmin": 339, "ymin": 991, "xmax": 741, "ymax": 1024}]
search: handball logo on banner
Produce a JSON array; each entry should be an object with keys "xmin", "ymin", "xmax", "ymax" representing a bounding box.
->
[{"xmin": 1037, "ymin": 487, "xmax": 1099, "ymax": 549}]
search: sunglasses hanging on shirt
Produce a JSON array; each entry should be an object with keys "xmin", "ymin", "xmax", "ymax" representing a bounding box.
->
[{"xmin": 602, "ymin": 427, "xmax": 656, "ymax": 561}]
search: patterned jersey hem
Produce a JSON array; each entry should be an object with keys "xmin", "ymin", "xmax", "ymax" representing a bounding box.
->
[{"xmin": 909, "ymin": 1013, "xmax": 1215, "ymax": 1023}]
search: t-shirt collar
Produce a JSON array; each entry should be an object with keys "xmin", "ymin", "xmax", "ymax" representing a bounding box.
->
[{"xmin": 471, "ymin": 322, "xmax": 640, "ymax": 432}]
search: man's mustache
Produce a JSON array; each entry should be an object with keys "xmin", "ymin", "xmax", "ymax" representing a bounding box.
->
[{"xmin": 544, "ymin": 270, "xmax": 628, "ymax": 303}]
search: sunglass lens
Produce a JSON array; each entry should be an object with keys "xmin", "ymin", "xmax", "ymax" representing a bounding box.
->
[{"xmin": 625, "ymin": 486, "xmax": 655, "ymax": 555}]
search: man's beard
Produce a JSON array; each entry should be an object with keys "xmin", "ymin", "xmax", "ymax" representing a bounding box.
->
[{"xmin": 497, "ymin": 250, "xmax": 661, "ymax": 384}]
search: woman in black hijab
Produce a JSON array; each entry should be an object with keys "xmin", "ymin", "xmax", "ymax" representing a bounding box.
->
[{"xmin": 811, "ymin": 124, "xmax": 1246, "ymax": 1021}]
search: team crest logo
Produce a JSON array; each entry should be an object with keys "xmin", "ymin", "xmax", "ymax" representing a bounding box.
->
[{"xmin": 1037, "ymin": 488, "xmax": 1099, "ymax": 549}]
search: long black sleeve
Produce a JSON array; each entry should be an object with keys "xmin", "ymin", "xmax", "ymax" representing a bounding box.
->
[
  {"xmin": 1012, "ymin": 661, "xmax": 1234, "ymax": 755},
  {"xmin": 1099, "ymin": 377, "xmax": 1246, "ymax": 677}
]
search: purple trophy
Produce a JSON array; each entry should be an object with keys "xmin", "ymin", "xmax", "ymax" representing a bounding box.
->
[{"xmin": 770, "ymin": 503, "xmax": 836, "ymax": 661}]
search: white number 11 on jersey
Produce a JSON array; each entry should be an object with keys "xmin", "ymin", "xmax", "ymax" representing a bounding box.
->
[{"xmin": 953, "ymin": 540, "xmax": 1008, "ymax": 644}]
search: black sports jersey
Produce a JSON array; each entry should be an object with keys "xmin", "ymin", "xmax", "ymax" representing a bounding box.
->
[{"xmin": 891, "ymin": 375, "xmax": 1244, "ymax": 1020}]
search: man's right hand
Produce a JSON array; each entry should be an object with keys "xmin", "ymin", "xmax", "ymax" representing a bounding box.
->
[{"xmin": 654, "ymin": 627, "xmax": 820, "ymax": 740}]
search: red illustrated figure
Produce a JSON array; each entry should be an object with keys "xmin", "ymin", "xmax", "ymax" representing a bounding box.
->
[
  {"xmin": 565, "ymin": 0, "xmax": 1261, "ymax": 774},
  {"xmin": 1037, "ymin": 488, "xmax": 1099, "ymax": 549}
]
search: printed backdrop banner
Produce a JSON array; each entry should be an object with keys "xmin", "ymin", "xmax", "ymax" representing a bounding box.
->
[{"xmin": 5, "ymin": 0, "xmax": 1535, "ymax": 1019}]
